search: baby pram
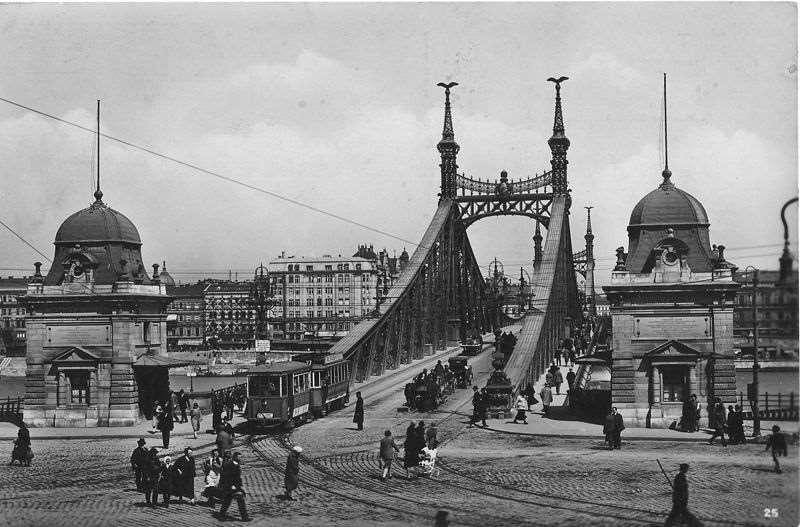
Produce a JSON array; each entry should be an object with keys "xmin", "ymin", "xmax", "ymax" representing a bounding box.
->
[{"xmin": 416, "ymin": 446, "xmax": 440, "ymax": 478}]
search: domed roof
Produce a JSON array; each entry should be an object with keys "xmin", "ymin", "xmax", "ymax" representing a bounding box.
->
[
  {"xmin": 159, "ymin": 261, "xmax": 176, "ymax": 286},
  {"xmin": 55, "ymin": 197, "xmax": 141, "ymax": 246},
  {"xmin": 628, "ymin": 173, "xmax": 709, "ymax": 228}
]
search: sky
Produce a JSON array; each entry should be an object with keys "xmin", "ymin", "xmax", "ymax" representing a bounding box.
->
[{"xmin": 0, "ymin": 3, "xmax": 796, "ymax": 287}]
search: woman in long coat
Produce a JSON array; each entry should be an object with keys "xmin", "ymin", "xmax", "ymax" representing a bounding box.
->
[
  {"xmin": 403, "ymin": 422, "xmax": 419, "ymax": 477},
  {"xmin": 142, "ymin": 448, "xmax": 161, "ymax": 507},
  {"xmin": 352, "ymin": 392, "xmax": 364, "ymax": 430},
  {"xmin": 11, "ymin": 422, "xmax": 32, "ymax": 466},
  {"xmin": 284, "ymin": 446, "xmax": 301, "ymax": 500}
]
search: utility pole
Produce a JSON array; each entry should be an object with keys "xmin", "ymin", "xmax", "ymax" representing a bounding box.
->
[{"xmin": 745, "ymin": 266, "xmax": 761, "ymax": 436}]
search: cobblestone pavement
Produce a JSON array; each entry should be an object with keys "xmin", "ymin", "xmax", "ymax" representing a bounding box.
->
[{"xmin": 0, "ymin": 339, "xmax": 797, "ymax": 527}]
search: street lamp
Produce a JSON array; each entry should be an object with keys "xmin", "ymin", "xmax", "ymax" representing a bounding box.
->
[{"xmin": 743, "ymin": 265, "xmax": 761, "ymax": 436}]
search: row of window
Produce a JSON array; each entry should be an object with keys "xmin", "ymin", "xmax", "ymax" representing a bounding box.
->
[
  {"xmin": 284, "ymin": 322, "xmax": 353, "ymax": 331},
  {"xmin": 168, "ymin": 327, "xmax": 203, "ymax": 337},
  {"xmin": 285, "ymin": 263, "xmax": 364, "ymax": 272},
  {"xmin": 0, "ymin": 295, "xmax": 21, "ymax": 303},
  {"xmin": 0, "ymin": 308, "xmax": 24, "ymax": 315}
]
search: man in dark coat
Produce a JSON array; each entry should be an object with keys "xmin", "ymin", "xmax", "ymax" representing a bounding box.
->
[
  {"xmin": 603, "ymin": 410, "xmax": 615, "ymax": 450},
  {"xmin": 284, "ymin": 446, "xmax": 302, "ymax": 500},
  {"xmin": 353, "ymin": 391, "xmax": 364, "ymax": 430},
  {"xmin": 141, "ymin": 448, "xmax": 160, "ymax": 507},
  {"xmin": 216, "ymin": 425, "xmax": 234, "ymax": 456},
  {"xmin": 158, "ymin": 401, "xmax": 175, "ymax": 448},
  {"xmin": 130, "ymin": 438, "xmax": 148, "ymax": 491},
  {"xmin": 173, "ymin": 447, "xmax": 197, "ymax": 504},
  {"xmin": 565, "ymin": 368, "xmax": 576, "ymax": 393},
  {"xmin": 11, "ymin": 422, "xmax": 32, "ymax": 466},
  {"xmin": 725, "ymin": 406, "xmax": 738, "ymax": 444},
  {"xmin": 477, "ymin": 389, "xmax": 488, "ymax": 427},
  {"xmin": 664, "ymin": 463, "xmax": 703, "ymax": 526},
  {"xmin": 178, "ymin": 389, "xmax": 189, "ymax": 423},
  {"xmin": 707, "ymin": 403, "xmax": 727, "ymax": 446},
  {"xmin": 218, "ymin": 452, "xmax": 250, "ymax": 521},
  {"xmin": 765, "ymin": 425, "xmax": 788, "ymax": 473},
  {"xmin": 469, "ymin": 386, "xmax": 480, "ymax": 427},
  {"xmin": 612, "ymin": 407, "xmax": 625, "ymax": 449},
  {"xmin": 157, "ymin": 456, "xmax": 175, "ymax": 507}
]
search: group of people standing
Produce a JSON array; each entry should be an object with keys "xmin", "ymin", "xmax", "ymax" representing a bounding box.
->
[
  {"xmin": 602, "ymin": 407, "xmax": 625, "ymax": 449},
  {"xmin": 707, "ymin": 401, "xmax": 748, "ymax": 446},
  {"xmin": 399, "ymin": 421, "xmax": 439, "ymax": 478},
  {"xmin": 130, "ymin": 439, "xmax": 197, "ymax": 508},
  {"xmin": 130, "ymin": 437, "xmax": 251, "ymax": 521}
]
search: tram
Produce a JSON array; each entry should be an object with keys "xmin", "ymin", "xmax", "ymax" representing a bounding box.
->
[
  {"xmin": 307, "ymin": 352, "xmax": 351, "ymax": 417},
  {"xmin": 245, "ymin": 361, "xmax": 312, "ymax": 430}
]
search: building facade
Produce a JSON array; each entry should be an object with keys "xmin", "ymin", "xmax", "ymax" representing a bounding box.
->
[
  {"xmin": 603, "ymin": 156, "xmax": 739, "ymax": 428},
  {"xmin": 203, "ymin": 281, "xmax": 254, "ymax": 349},
  {"xmin": 268, "ymin": 254, "xmax": 380, "ymax": 340},
  {"xmin": 0, "ymin": 277, "xmax": 29, "ymax": 356},
  {"xmin": 21, "ymin": 186, "xmax": 171, "ymax": 427},
  {"xmin": 166, "ymin": 283, "xmax": 206, "ymax": 351},
  {"xmin": 733, "ymin": 269, "xmax": 798, "ymax": 358}
]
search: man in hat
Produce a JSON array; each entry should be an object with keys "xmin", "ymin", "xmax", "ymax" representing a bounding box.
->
[
  {"xmin": 284, "ymin": 445, "xmax": 302, "ymax": 500},
  {"xmin": 664, "ymin": 463, "xmax": 701, "ymax": 526},
  {"xmin": 217, "ymin": 451, "xmax": 249, "ymax": 521},
  {"xmin": 130, "ymin": 438, "xmax": 148, "ymax": 491}
]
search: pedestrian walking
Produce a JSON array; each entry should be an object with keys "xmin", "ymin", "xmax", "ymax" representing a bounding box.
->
[
  {"xmin": 707, "ymin": 402, "xmax": 727, "ymax": 446},
  {"xmin": 664, "ymin": 463, "xmax": 703, "ymax": 526},
  {"xmin": 692, "ymin": 395, "xmax": 701, "ymax": 432},
  {"xmin": 477, "ymin": 389, "xmax": 488, "ymax": 427},
  {"xmin": 178, "ymin": 389, "xmax": 189, "ymax": 423},
  {"xmin": 379, "ymin": 430, "xmax": 400, "ymax": 481},
  {"xmin": 353, "ymin": 391, "xmax": 364, "ymax": 430},
  {"xmin": 403, "ymin": 422, "xmax": 420, "ymax": 478},
  {"xmin": 10, "ymin": 422, "xmax": 32, "ymax": 467},
  {"xmin": 224, "ymin": 390, "xmax": 235, "ymax": 421},
  {"xmin": 223, "ymin": 419, "xmax": 236, "ymax": 440},
  {"xmin": 765, "ymin": 425, "xmax": 788, "ymax": 474},
  {"xmin": 212, "ymin": 393, "xmax": 223, "ymax": 434},
  {"xmin": 190, "ymin": 402, "xmax": 203, "ymax": 439},
  {"xmin": 554, "ymin": 348, "xmax": 562, "ymax": 366},
  {"xmin": 142, "ymin": 447, "xmax": 161, "ymax": 507},
  {"xmin": 603, "ymin": 409, "xmax": 615, "ymax": 449},
  {"xmin": 539, "ymin": 384, "xmax": 553, "ymax": 416},
  {"xmin": 216, "ymin": 424, "xmax": 234, "ymax": 456},
  {"xmin": 553, "ymin": 369, "xmax": 564, "ymax": 395},
  {"xmin": 284, "ymin": 445, "xmax": 302, "ymax": 500},
  {"xmin": 202, "ymin": 454, "xmax": 222, "ymax": 508},
  {"xmin": 159, "ymin": 400, "xmax": 175, "ymax": 448},
  {"xmin": 173, "ymin": 447, "xmax": 197, "ymax": 505},
  {"xmin": 523, "ymin": 384, "xmax": 537, "ymax": 409},
  {"xmin": 612, "ymin": 407, "xmax": 625, "ymax": 449},
  {"xmin": 512, "ymin": 394, "xmax": 529, "ymax": 424},
  {"xmin": 732, "ymin": 405, "xmax": 746, "ymax": 443},
  {"xmin": 725, "ymin": 406, "xmax": 738, "ymax": 444},
  {"xmin": 680, "ymin": 398, "xmax": 695, "ymax": 432},
  {"xmin": 130, "ymin": 438, "xmax": 148, "ymax": 491},
  {"xmin": 469, "ymin": 386, "xmax": 480, "ymax": 427},
  {"xmin": 566, "ymin": 368, "xmax": 576, "ymax": 392},
  {"xmin": 171, "ymin": 391, "xmax": 180, "ymax": 421},
  {"xmin": 157, "ymin": 456, "xmax": 175, "ymax": 507},
  {"xmin": 218, "ymin": 452, "xmax": 250, "ymax": 521},
  {"xmin": 152, "ymin": 401, "xmax": 162, "ymax": 431},
  {"xmin": 545, "ymin": 369, "xmax": 554, "ymax": 387}
]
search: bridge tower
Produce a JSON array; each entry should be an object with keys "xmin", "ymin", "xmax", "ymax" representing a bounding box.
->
[
  {"xmin": 584, "ymin": 206, "xmax": 596, "ymax": 316},
  {"xmin": 437, "ymin": 81, "xmax": 460, "ymax": 200}
]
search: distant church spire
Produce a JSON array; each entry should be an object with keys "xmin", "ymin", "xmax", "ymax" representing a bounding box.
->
[
  {"xmin": 547, "ymin": 76, "xmax": 570, "ymax": 195},
  {"xmin": 94, "ymin": 99, "xmax": 104, "ymax": 203},
  {"xmin": 660, "ymin": 73, "xmax": 673, "ymax": 188},
  {"xmin": 437, "ymin": 81, "xmax": 460, "ymax": 200}
]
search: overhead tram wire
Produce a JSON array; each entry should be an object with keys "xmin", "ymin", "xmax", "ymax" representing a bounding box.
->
[{"xmin": 0, "ymin": 95, "xmax": 423, "ymax": 250}]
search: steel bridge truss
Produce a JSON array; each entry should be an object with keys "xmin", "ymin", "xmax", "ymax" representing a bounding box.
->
[
  {"xmin": 327, "ymin": 201, "xmax": 491, "ymax": 382},
  {"xmin": 454, "ymin": 170, "xmax": 554, "ymax": 229}
]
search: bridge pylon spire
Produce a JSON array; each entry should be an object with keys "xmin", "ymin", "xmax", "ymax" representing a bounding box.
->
[
  {"xmin": 533, "ymin": 220, "xmax": 543, "ymax": 271},
  {"xmin": 584, "ymin": 206, "xmax": 596, "ymax": 316},
  {"xmin": 547, "ymin": 76, "xmax": 570, "ymax": 195},
  {"xmin": 437, "ymin": 81, "xmax": 460, "ymax": 200}
]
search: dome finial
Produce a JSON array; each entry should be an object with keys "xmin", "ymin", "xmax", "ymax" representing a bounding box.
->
[
  {"xmin": 93, "ymin": 99, "xmax": 104, "ymax": 202},
  {"xmin": 660, "ymin": 73, "xmax": 673, "ymax": 188}
]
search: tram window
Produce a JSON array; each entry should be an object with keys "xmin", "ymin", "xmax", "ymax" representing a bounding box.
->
[
  {"xmin": 251, "ymin": 376, "xmax": 281, "ymax": 397},
  {"xmin": 311, "ymin": 371, "xmax": 321, "ymax": 388}
]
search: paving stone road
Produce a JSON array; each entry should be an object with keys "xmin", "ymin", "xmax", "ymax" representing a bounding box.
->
[{"xmin": 0, "ymin": 342, "xmax": 796, "ymax": 526}]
